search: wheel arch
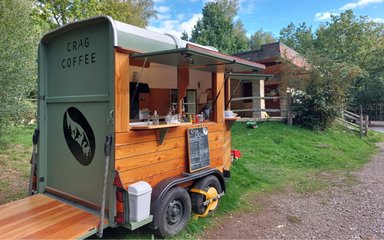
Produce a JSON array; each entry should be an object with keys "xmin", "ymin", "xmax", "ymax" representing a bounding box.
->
[{"xmin": 150, "ymin": 168, "xmax": 225, "ymax": 229}]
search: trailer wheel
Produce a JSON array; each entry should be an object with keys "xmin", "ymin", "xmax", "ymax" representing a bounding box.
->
[
  {"xmin": 191, "ymin": 175, "xmax": 221, "ymax": 215},
  {"xmin": 155, "ymin": 187, "xmax": 191, "ymax": 238}
]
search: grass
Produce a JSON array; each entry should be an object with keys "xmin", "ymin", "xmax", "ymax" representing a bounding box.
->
[
  {"xmin": 176, "ymin": 122, "xmax": 382, "ymax": 239},
  {"xmin": 0, "ymin": 125, "xmax": 35, "ymax": 204},
  {"xmin": 1, "ymin": 122, "xmax": 383, "ymax": 239}
]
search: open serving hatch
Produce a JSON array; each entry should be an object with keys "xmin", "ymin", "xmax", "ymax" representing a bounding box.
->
[{"xmin": 130, "ymin": 44, "xmax": 266, "ymax": 73}]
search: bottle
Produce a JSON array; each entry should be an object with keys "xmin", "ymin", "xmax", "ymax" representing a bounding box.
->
[
  {"xmin": 153, "ymin": 110, "xmax": 159, "ymax": 125},
  {"xmin": 165, "ymin": 111, "xmax": 171, "ymax": 124}
]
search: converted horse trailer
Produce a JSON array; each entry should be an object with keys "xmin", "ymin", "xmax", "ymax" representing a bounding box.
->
[{"xmin": 0, "ymin": 16, "xmax": 265, "ymax": 238}]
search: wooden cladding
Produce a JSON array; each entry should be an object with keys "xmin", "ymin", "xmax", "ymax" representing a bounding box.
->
[
  {"xmin": 113, "ymin": 50, "xmax": 232, "ymax": 190},
  {"xmin": 114, "ymin": 122, "xmax": 227, "ymax": 189},
  {"xmin": 212, "ymin": 72, "xmax": 225, "ymax": 123},
  {"xmin": 114, "ymin": 50, "xmax": 129, "ymax": 132}
]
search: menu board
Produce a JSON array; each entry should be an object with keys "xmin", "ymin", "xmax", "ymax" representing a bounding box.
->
[{"xmin": 187, "ymin": 127, "xmax": 210, "ymax": 172}]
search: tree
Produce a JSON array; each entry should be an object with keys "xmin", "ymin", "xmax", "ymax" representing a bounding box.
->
[
  {"xmin": 33, "ymin": 0, "xmax": 156, "ymax": 29},
  {"xmin": 0, "ymin": 0, "xmax": 39, "ymax": 143},
  {"xmin": 249, "ymin": 29, "xmax": 276, "ymax": 50},
  {"xmin": 290, "ymin": 52, "xmax": 360, "ymax": 130},
  {"xmin": 181, "ymin": 30, "xmax": 189, "ymax": 41},
  {"xmin": 313, "ymin": 11, "xmax": 384, "ymax": 112},
  {"xmin": 279, "ymin": 22, "xmax": 314, "ymax": 54},
  {"xmin": 101, "ymin": 0, "xmax": 156, "ymax": 27},
  {"xmin": 280, "ymin": 10, "xmax": 384, "ymax": 124},
  {"xmin": 190, "ymin": 0, "xmax": 249, "ymax": 54}
]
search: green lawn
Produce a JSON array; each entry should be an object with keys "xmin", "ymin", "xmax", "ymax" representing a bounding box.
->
[
  {"xmin": 0, "ymin": 125, "xmax": 34, "ymax": 204},
  {"xmin": 0, "ymin": 122, "xmax": 382, "ymax": 239},
  {"xmin": 178, "ymin": 122, "xmax": 382, "ymax": 239}
]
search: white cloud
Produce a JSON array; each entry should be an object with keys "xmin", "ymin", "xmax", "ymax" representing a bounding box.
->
[
  {"xmin": 176, "ymin": 13, "xmax": 186, "ymax": 21},
  {"xmin": 153, "ymin": 0, "xmax": 165, "ymax": 3},
  {"xmin": 155, "ymin": 6, "xmax": 170, "ymax": 13},
  {"xmin": 202, "ymin": 0, "xmax": 215, "ymax": 4},
  {"xmin": 340, "ymin": 0, "xmax": 384, "ymax": 10},
  {"xmin": 157, "ymin": 14, "xmax": 172, "ymax": 21},
  {"xmin": 147, "ymin": 13, "xmax": 203, "ymax": 38},
  {"xmin": 239, "ymin": 0, "xmax": 257, "ymax": 14},
  {"xmin": 371, "ymin": 17, "xmax": 384, "ymax": 23},
  {"xmin": 180, "ymin": 14, "xmax": 203, "ymax": 35},
  {"xmin": 314, "ymin": 12, "xmax": 336, "ymax": 21}
]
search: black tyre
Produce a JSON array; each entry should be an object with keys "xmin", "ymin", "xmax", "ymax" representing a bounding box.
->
[
  {"xmin": 191, "ymin": 175, "xmax": 222, "ymax": 215},
  {"xmin": 154, "ymin": 187, "xmax": 191, "ymax": 238}
]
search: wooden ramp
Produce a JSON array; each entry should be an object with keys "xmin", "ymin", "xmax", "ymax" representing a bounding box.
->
[{"xmin": 0, "ymin": 194, "xmax": 106, "ymax": 239}]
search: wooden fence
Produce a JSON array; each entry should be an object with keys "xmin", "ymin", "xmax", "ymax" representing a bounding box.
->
[
  {"xmin": 336, "ymin": 110, "xmax": 369, "ymax": 137},
  {"xmin": 229, "ymin": 96, "xmax": 293, "ymax": 125}
]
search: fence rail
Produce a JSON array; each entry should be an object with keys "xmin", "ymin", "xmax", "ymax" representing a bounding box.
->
[
  {"xmin": 337, "ymin": 110, "xmax": 369, "ymax": 137},
  {"xmin": 231, "ymin": 96, "xmax": 286, "ymax": 101},
  {"xmin": 229, "ymin": 96, "xmax": 293, "ymax": 125}
]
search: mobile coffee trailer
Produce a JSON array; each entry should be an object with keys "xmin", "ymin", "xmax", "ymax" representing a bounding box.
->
[{"xmin": 0, "ymin": 16, "xmax": 266, "ymax": 238}]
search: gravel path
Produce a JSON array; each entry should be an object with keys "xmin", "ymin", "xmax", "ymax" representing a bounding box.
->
[{"xmin": 203, "ymin": 143, "xmax": 384, "ymax": 239}]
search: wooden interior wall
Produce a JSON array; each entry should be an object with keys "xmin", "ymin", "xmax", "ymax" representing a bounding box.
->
[{"xmin": 149, "ymin": 89, "xmax": 171, "ymax": 115}]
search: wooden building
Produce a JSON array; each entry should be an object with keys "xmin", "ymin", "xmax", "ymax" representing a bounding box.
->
[{"xmin": 231, "ymin": 42, "xmax": 307, "ymax": 118}]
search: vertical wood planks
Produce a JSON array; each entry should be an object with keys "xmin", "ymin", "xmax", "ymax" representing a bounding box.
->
[
  {"xmin": 214, "ymin": 72, "xmax": 225, "ymax": 123},
  {"xmin": 114, "ymin": 50, "xmax": 130, "ymax": 132}
]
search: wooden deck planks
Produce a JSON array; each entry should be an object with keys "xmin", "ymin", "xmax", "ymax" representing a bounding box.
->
[{"xmin": 0, "ymin": 194, "xmax": 106, "ymax": 239}]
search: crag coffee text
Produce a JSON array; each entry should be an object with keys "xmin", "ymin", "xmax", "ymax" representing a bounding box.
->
[{"xmin": 61, "ymin": 37, "xmax": 96, "ymax": 69}]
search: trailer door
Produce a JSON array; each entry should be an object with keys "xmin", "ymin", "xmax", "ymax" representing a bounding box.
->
[{"xmin": 38, "ymin": 19, "xmax": 114, "ymax": 207}]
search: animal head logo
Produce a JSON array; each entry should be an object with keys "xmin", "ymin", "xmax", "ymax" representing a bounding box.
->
[{"xmin": 63, "ymin": 107, "xmax": 96, "ymax": 166}]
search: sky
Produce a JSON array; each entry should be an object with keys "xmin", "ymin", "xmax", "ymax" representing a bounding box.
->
[{"xmin": 148, "ymin": 0, "xmax": 384, "ymax": 38}]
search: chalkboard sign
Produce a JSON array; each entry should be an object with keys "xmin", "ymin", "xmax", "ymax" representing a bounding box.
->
[{"xmin": 187, "ymin": 127, "xmax": 210, "ymax": 172}]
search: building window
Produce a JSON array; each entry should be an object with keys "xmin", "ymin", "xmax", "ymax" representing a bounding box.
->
[{"xmin": 242, "ymin": 82, "xmax": 252, "ymax": 103}]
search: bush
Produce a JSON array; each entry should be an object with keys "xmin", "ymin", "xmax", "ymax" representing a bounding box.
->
[
  {"xmin": 291, "ymin": 88, "xmax": 340, "ymax": 130},
  {"xmin": 289, "ymin": 54, "xmax": 361, "ymax": 130}
]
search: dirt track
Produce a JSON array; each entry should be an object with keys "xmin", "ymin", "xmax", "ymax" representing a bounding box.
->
[{"xmin": 203, "ymin": 143, "xmax": 384, "ymax": 239}]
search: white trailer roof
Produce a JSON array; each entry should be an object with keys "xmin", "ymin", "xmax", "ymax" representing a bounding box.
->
[{"xmin": 41, "ymin": 15, "xmax": 264, "ymax": 73}]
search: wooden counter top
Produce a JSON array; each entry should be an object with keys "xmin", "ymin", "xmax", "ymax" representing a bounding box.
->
[
  {"xmin": 225, "ymin": 117, "xmax": 240, "ymax": 121},
  {"xmin": 130, "ymin": 122, "xmax": 192, "ymax": 130}
]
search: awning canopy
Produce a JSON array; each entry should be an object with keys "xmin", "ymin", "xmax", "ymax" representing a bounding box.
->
[
  {"xmin": 227, "ymin": 73, "xmax": 273, "ymax": 80},
  {"xmin": 130, "ymin": 44, "xmax": 265, "ymax": 73}
]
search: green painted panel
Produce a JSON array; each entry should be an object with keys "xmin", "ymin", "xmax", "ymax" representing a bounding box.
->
[
  {"xmin": 46, "ymin": 21, "xmax": 110, "ymax": 97},
  {"xmin": 46, "ymin": 102, "xmax": 110, "ymax": 204},
  {"xmin": 42, "ymin": 20, "xmax": 114, "ymax": 205}
]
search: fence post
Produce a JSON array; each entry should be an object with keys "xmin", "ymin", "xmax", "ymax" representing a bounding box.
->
[
  {"xmin": 364, "ymin": 115, "xmax": 369, "ymax": 136},
  {"xmin": 359, "ymin": 105, "xmax": 363, "ymax": 137},
  {"xmin": 287, "ymin": 93, "xmax": 292, "ymax": 126}
]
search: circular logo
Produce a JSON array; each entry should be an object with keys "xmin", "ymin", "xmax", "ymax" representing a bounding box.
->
[{"xmin": 63, "ymin": 107, "xmax": 96, "ymax": 166}]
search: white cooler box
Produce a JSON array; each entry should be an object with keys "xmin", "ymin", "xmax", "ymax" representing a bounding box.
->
[{"xmin": 128, "ymin": 181, "xmax": 152, "ymax": 222}]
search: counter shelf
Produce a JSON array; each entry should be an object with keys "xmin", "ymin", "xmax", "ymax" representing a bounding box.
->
[{"xmin": 130, "ymin": 122, "xmax": 192, "ymax": 145}]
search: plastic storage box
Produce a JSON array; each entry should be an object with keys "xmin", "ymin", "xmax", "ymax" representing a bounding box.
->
[{"xmin": 128, "ymin": 181, "xmax": 152, "ymax": 222}]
